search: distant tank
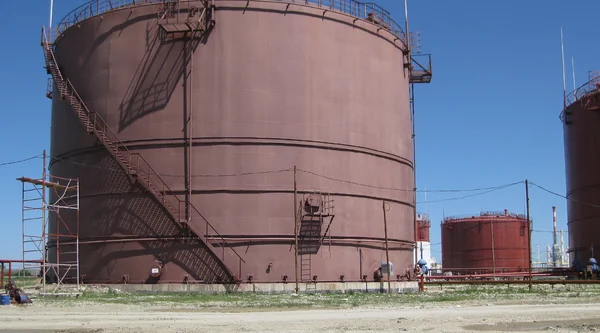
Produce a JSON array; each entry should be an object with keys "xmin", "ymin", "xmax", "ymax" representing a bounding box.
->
[
  {"xmin": 441, "ymin": 210, "xmax": 529, "ymax": 273},
  {"xmin": 562, "ymin": 71, "xmax": 600, "ymax": 266},
  {"xmin": 415, "ymin": 213, "xmax": 434, "ymax": 270}
]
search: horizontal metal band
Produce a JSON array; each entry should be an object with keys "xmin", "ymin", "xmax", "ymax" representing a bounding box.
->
[
  {"xmin": 51, "ymin": 136, "xmax": 413, "ymax": 169},
  {"xmin": 73, "ymin": 189, "xmax": 414, "ymax": 207}
]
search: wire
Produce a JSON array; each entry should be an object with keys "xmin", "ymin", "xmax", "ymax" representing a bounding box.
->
[
  {"xmin": 50, "ymin": 157, "xmax": 524, "ymax": 202},
  {"xmin": 160, "ymin": 169, "xmax": 292, "ymax": 178},
  {"xmin": 530, "ymin": 182, "xmax": 600, "ymax": 209},
  {"xmin": 51, "ymin": 156, "xmax": 292, "ymax": 178},
  {"xmin": 0, "ymin": 154, "xmax": 42, "ymax": 167},
  {"xmin": 298, "ymin": 168, "xmax": 523, "ymax": 194},
  {"xmin": 416, "ymin": 182, "xmax": 523, "ymax": 204}
]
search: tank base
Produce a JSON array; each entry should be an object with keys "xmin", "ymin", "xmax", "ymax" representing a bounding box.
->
[{"xmin": 86, "ymin": 281, "xmax": 419, "ymax": 294}]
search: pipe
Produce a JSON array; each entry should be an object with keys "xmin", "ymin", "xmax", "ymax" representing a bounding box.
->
[
  {"xmin": 491, "ymin": 219, "xmax": 496, "ymax": 279},
  {"xmin": 293, "ymin": 166, "xmax": 299, "ymax": 294},
  {"xmin": 553, "ymin": 206, "xmax": 560, "ymax": 268},
  {"xmin": 382, "ymin": 201, "xmax": 391, "ymax": 294},
  {"xmin": 49, "ymin": 0, "xmax": 54, "ymax": 29}
]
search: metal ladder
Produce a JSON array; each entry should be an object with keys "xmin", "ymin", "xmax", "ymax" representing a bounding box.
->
[{"xmin": 41, "ymin": 26, "xmax": 243, "ymax": 283}]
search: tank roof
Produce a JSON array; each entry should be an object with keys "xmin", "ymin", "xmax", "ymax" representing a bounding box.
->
[
  {"xmin": 443, "ymin": 210, "xmax": 527, "ymax": 223},
  {"xmin": 54, "ymin": 0, "xmax": 409, "ymax": 44}
]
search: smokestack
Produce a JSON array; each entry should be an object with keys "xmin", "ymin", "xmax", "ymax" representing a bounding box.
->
[
  {"xmin": 553, "ymin": 206, "xmax": 557, "ymax": 245},
  {"xmin": 504, "ymin": 209, "xmax": 508, "ymax": 216},
  {"xmin": 552, "ymin": 206, "xmax": 560, "ymax": 267}
]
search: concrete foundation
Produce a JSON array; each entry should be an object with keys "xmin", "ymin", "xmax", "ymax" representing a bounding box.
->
[{"xmin": 95, "ymin": 281, "xmax": 419, "ymax": 294}]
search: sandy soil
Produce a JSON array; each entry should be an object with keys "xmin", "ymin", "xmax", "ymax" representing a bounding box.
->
[{"xmin": 1, "ymin": 299, "xmax": 600, "ymax": 333}]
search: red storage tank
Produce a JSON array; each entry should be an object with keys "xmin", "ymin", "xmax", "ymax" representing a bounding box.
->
[
  {"xmin": 441, "ymin": 210, "xmax": 529, "ymax": 274},
  {"xmin": 562, "ymin": 71, "xmax": 600, "ymax": 266},
  {"xmin": 43, "ymin": 0, "xmax": 432, "ymax": 284},
  {"xmin": 417, "ymin": 213, "xmax": 430, "ymax": 242}
]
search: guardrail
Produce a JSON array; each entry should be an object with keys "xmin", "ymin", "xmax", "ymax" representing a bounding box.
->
[
  {"xmin": 566, "ymin": 71, "xmax": 600, "ymax": 106},
  {"xmin": 52, "ymin": 0, "xmax": 407, "ymax": 43},
  {"xmin": 443, "ymin": 211, "xmax": 527, "ymax": 223}
]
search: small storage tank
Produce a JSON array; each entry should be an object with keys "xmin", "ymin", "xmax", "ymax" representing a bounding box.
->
[
  {"xmin": 415, "ymin": 213, "xmax": 433, "ymax": 269},
  {"xmin": 441, "ymin": 210, "xmax": 530, "ymax": 273},
  {"xmin": 562, "ymin": 71, "xmax": 600, "ymax": 266}
]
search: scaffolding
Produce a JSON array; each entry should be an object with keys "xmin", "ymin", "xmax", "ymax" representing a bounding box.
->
[{"xmin": 18, "ymin": 152, "xmax": 80, "ymax": 296}]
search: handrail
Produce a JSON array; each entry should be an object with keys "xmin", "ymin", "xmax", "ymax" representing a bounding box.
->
[
  {"xmin": 52, "ymin": 0, "xmax": 406, "ymax": 44},
  {"xmin": 41, "ymin": 26, "xmax": 246, "ymax": 272},
  {"xmin": 566, "ymin": 71, "xmax": 600, "ymax": 107},
  {"xmin": 443, "ymin": 211, "xmax": 527, "ymax": 223}
]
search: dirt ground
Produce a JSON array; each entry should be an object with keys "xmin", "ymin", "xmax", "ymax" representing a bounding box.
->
[{"xmin": 2, "ymin": 287, "xmax": 600, "ymax": 332}]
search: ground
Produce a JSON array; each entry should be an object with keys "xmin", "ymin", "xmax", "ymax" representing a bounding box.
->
[{"xmin": 2, "ymin": 284, "xmax": 600, "ymax": 332}]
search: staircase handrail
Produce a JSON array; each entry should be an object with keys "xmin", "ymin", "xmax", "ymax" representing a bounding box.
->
[{"xmin": 41, "ymin": 25, "xmax": 246, "ymax": 273}]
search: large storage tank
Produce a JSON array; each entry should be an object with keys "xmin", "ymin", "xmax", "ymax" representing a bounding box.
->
[
  {"xmin": 441, "ymin": 210, "xmax": 529, "ymax": 273},
  {"xmin": 562, "ymin": 71, "xmax": 600, "ymax": 267},
  {"xmin": 45, "ymin": 0, "xmax": 431, "ymax": 283}
]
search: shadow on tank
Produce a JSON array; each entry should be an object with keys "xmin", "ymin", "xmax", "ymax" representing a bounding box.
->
[{"xmin": 118, "ymin": 20, "xmax": 214, "ymax": 131}]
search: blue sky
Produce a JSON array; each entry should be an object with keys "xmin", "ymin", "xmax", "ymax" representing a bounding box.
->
[{"xmin": 0, "ymin": 0, "xmax": 597, "ymax": 263}]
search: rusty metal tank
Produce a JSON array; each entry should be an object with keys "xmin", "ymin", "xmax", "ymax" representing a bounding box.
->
[
  {"xmin": 441, "ymin": 210, "xmax": 529, "ymax": 273},
  {"xmin": 416, "ymin": 213, "xmax": 430, "ymax": 242},
  {"xmin": 562, "ymin": 71, "xmax": 600, "ymax": 267},
  {"xmin": 46, "ymin": 0, "xmax": 423, "ymax": 284}
]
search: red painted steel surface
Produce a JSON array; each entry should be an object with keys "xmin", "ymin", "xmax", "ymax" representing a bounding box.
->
[
  {"xmin": 441, "ymin": 212, "xmax": 529, "ymax": 272},
  {"xmin": 417, "ymin": 219, "xmax": 430, "ymax": 242},
  {"xmin": 563, "ymin": 86, "xmax": 600, "ymax": 266},
  {"xmin": 48, "ymin": 1, "xmax": 415, "ymax": 283}
]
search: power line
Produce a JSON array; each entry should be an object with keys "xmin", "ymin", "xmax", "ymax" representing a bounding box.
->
[
  {"xmin": 298, "ymin": 168, "xmax": 523, "ymax": 194},
  {"xmin": 417, "ymin": 182, "xmax": 524, "ymax": 204},
  {"xmin": 160, "ymin": 169, "xmax": 292, "ymax": 178},
  {"xmin": 532, "ymin": 229, "xmax": 569, "ymax": 233},
  {"xmin": 46, "ymin": 156, "xmax": 525, "ymax": 201},
  {"xmin": 0, "ymin": 154, "xmax": 42, "ymax": 167},
  {"xmin": 530, "ymin": 182, "xmax": 600, "ymax": 209},
  {"xmin": 51, "ymin": 156, "xmax": 292, "ymax": 178}
]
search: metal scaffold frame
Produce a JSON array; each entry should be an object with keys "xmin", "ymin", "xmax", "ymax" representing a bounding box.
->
[{"xmin": 18, "ymin": 151, "xmax": 81, "ymax": 296}]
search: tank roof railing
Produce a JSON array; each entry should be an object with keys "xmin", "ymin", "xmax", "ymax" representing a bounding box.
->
[
  {"xmin": 52, "ymin": 0, "xmax": 407, "ymax": 44},
  {"xmin": 565, "ymin": 70, "xmax": 600, "ymax": 107},
  {"xmin": 442, "ymin": 211, "xmax": 528, "ymax": 223}
]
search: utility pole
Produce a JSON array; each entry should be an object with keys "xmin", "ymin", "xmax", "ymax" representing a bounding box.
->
[
  {"xmin": 293, "ymin": 165, "xmax": 299, "ymax": 294},
  {"xmin": 525, "ymin": 179, "xmax": 532, "ymax": 290},
  {"xmin": 42, "ymin": 150, "xmax": 47, "ymax": 294},
  {"xmin": 382, "ymin": 201, "xmax": 392, "ymax": 294}
]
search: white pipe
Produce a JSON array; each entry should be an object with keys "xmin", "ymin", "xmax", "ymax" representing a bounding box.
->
[
  {"xmin": 572, "ymin": 57, "xmax": 576, "ymax": 91},
  {"xmin": 560, "ymin": 27, "xmax": 567, "ymax": 107},
  {"xmin": 49, "ymin": 0, "xmax": 54, "ymax": 28}
]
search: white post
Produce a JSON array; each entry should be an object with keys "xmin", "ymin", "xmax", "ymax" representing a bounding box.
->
[
  {"xmin": 560, "ymin": 27, "xmax": 567, "ymax": 107},
  {"xmin": 572, "ymin": 57, "xmax": 576, "ymax": 92},
  {"xmin": 49, "ymin": 0, "xmax": 54, "ymax": 28}
]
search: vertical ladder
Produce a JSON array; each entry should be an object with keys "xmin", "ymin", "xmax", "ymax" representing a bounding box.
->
[{"xmin": 300, "ymin": 254, "xmax": 311, "ymax": 281}]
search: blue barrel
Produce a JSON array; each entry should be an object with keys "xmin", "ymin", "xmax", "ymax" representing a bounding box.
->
[{"xmin": 0, "ymin": 294, "xmax": 10, "ymax": 305}]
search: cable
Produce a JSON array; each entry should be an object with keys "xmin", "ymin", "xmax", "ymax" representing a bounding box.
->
[
  {"xmin": 50, "ymin": 157, "xmax": 524, "ymax": 199},
  {"xmin": 51, "ymin": 155, "xmax": 292, "ymax": 178},
  {"xmin": 416, "ymin": 182, "xmax": 523, "ymax": 204},
  {"xmin": 298, "ymin": 168, "xmax": 523, "ymax": 193},
  {"xmin": 530, "ymin": 182, "xmax": 600, "ymax": 209},
  {"xmin": 0, "ymin": 154, "xmax": 42, "ymax": 167},
  {"xmin": 160, "ymin": 169, "xmax": 292, "ymax": 178}
]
